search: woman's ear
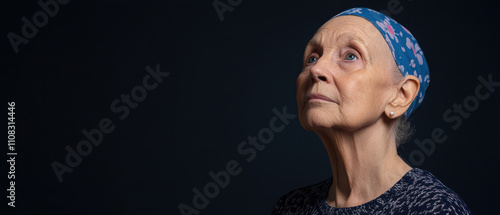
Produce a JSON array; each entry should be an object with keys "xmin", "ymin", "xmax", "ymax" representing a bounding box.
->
[{"xmin": 385, "ymin": 75, "xmax": 420, "ymax": 118}]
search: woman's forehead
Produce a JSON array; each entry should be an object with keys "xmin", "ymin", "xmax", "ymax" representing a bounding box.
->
[{"xmin": 310, "ymin": 16, "xmax": 381, "ymax": 46}]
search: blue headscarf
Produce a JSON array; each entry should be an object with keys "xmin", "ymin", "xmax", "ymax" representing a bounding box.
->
[{"xmin": 333, "ymin": 7, "xmax": 430, "ymax": 118}]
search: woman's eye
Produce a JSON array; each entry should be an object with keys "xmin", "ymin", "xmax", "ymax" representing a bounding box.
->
[
  {"xmin": 345, "ymin": 53, "xmax": 357, "ymax": 61},
  {"xmin": 307, "ymin": 56, "xmax": 317, "ymax": 64}
]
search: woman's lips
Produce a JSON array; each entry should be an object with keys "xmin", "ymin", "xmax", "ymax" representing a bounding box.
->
[{"xmin": 308, "ymin": 94, "xmax": 336, "ymax": 103}]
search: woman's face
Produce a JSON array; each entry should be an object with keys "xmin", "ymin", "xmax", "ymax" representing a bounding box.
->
[{"xmin": 297, "ymin": 16, "xmax": 399, "ymax": 132}]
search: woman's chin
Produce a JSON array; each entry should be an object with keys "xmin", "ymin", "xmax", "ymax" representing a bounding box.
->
[{"xmin": 300, "ymin": 108, "xmax": 339, "ymax": 131}]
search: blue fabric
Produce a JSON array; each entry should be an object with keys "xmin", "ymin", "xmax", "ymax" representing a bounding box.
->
[
  {"xmin": 332, "ymin": 8, "xmax": 430, "ymax": 117},
  {"xmin": 272, "ymin": 168, "xmax": 471, "ymax": 214}
]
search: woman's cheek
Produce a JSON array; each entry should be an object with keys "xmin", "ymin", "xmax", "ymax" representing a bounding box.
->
[
  {"xmin": 296, "ymin": 73, "xmax": 309, "ymax": 102},
  {"xmin": 338, "ymin": 59, "xmax": 364, "ymax": 72},
  {"xmin": 298, "ymin": 70, "xmax": 311, "ymax": 87}
]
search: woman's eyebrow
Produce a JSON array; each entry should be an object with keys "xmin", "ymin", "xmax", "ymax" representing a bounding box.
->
[
  {"xmin": 307, "ymin": 33, "xmax": 367, "ymax": 49},
  {"xmin": 305, "ymin": 39, "xmax": 320, "ymax": 49},
  {"xmin": 335, "ymin": 33, "xmax": 366, "ymax": 46}
]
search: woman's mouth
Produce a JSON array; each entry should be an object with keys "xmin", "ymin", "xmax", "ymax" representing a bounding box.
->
[{"xmin": 308, "ymin": 94, "xmax": 336, "ymax": 103}]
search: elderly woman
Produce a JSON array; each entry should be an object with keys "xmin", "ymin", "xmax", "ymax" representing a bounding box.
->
[{"xmin": 272, "ymin": 8, "xmax": 470, "ymax": 214}]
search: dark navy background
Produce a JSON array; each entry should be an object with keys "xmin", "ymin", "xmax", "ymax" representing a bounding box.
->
[{"xmin": 2, "ymin": 0, "xmax": 499, "ymax": 214}]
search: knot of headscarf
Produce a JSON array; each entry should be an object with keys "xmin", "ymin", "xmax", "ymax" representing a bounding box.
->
[{"xmin": 333, "ymin": 7, "xmax": 430, "ymax": 118}]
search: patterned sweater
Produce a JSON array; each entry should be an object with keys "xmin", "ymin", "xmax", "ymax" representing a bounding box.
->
[{"xmin": 272, "ymin": 168, "xmax": 470, "ymax": 214}]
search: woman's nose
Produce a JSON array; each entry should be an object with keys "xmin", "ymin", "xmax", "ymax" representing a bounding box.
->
[
  {"xmin": 316, "ymin": 76, "xmax": 327, "ymax": 81},
  {"xmin": 310, "ymin": 58, "xmax": 331, "ymax": 83}
]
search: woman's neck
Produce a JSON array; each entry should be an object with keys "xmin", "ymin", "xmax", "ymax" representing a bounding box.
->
[{"xmin": 316, "ymin": 119, "xmax": 412, "ymax": 208}]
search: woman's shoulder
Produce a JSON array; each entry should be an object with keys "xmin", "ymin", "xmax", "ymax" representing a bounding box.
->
[
  {"xmin": 272, "ymin": 177, "xmax": 332, "ymax": 214},
  {"xmin": 398, "ymin": 168, "xmax": 471, "ymax": 214}
]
